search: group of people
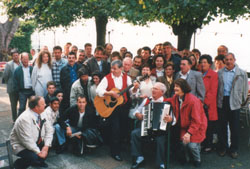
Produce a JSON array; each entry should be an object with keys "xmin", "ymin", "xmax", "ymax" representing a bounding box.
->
[{"xmin": 3, "ymin": 41, "xmax": 248, "ymax": 169}]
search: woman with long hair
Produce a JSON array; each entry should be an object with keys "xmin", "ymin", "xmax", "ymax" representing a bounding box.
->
[{"xmin": 31, "ymin": 51, "xmax": 53, "ymax": 97}]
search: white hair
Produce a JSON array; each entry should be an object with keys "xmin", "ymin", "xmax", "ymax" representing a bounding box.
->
[{"xmin": 154, "ymin": 82, "xmax": 167, "ymax": 94}]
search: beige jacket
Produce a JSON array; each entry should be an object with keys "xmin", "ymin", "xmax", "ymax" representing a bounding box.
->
[{"xmin": 9, "ymin": 108, "xmax": 54, "ymax": 154}]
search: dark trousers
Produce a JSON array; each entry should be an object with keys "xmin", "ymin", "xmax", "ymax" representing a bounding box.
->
[
  {"xmin": 218, "ymin": 96, "xmax": 240, "ymax": 152},
  {"xmin": 18, "ymin": 89, "xmax": 34, "ymax": 115},
  {"xmin": 131, "ymin": 128, "xmax": 166, "ymax": 166},
  {"xmin": 110, "ymin": 104, "xmax": 129, "ymax": 156},
  {"xmin": 8, "ymin": 91, "xmax": 19, "ymax": 122},
  {"xmin": 202, "ymin": 120, "xmax": 217, "ymax": 148},
  {"xmin": 14, "ymin": 149, "xmax": 45, "ymax": 169}
]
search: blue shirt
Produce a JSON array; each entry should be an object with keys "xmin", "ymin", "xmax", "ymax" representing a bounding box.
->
[
  {"xmin": 223, "ymin": 67, "xmax": 236, "ymax": 96},
  {"xmin": 68, "ymin": 64, "xmax": 78, "ymax": 84}
]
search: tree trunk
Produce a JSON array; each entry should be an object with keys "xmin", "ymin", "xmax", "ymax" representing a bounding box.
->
[
  {"xmin": 95, "ymin": 15, "xmax": 108, "ymax": 47},
  {"xmin": 0, "ymin": 17, "xmax": 19, "ymax": 61},
  {"xmin": 172, "ymin": 22, "xmax": 197, "ymax": 51},
  {"xmin": 176, "ymin": 31, "xmax": 193, "ymax": 51}
]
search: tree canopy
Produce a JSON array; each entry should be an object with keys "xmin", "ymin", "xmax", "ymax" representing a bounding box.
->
[
  {"xmin": 4, "ymin": 0, "xmax": 122, "ymax": 46},
  {"xmin": 121, "ymin": 0, "xmax": 250, "ymax": 50},
  {"xmin": 4, "ymin": 0, "xmax": 250, "ymax": 50},
  {"xmin": 9, "ymin": 21, "xmax": 36, "ymax": 54}
]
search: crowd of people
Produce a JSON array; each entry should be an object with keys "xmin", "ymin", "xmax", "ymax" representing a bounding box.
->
[{"xmin": 2, "ymin": 41, "xmax": 249, "ymax": 169}]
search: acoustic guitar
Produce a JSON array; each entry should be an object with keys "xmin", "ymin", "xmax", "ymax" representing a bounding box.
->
[{"xmin": 94, "ymin": 75, "xmax": 148, "ymax": 118}]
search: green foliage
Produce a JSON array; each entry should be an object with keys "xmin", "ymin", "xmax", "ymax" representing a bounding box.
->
[
  {"xmin": 9, "ymin": 21, "xmax": 36, "ymax": 53},
  {"xmin": 3, "ymin": 0, "xmax": 122, "ymax": 30}
]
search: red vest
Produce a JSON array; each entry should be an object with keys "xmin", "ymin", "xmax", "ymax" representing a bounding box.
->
[{"xmin": 106, "ymin": 73, "xmax": 128, "ymax": 103}]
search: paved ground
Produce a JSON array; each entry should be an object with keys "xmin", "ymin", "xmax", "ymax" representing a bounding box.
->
[{"xmin": 0, "ymin": 76, "xmax": 250, "ymax": 169}]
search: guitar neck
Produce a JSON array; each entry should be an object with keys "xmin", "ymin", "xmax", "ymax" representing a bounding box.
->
[{"xmin": 119, "ymin": 84, "xmax": 134, "ymax": 95}]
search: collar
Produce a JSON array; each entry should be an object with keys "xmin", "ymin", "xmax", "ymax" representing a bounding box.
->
[
  {"xmin": 151, "ymin": 96, "xmax": 164, "ymax": 102},
  {"xmin": 156, "ymin": 68, "xmax": 164, "ymax": 72},
  {"xmin": 47, "ymin": 106, "xmax": 59, "ymax": 114},
  {"xmin": 111, "ymin": 73, "xmax": 123, "ymax": 79},
  {"xmin": 180, "ymin": 70, "xmax": 190, "ymax": 76},
  {"xmin": 224, "ymin": 66, "xmax": 236, "ymax": 72}
]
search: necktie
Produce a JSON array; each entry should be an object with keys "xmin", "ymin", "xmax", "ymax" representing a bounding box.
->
[{"xmin": 37, "ymin": 115, "xmax": 41, "ymax": 127}]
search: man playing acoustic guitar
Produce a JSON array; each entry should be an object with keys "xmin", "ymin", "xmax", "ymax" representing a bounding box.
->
[{"xmin": 96, "ymin": 60, "xmax": 139, "ymax": 161}]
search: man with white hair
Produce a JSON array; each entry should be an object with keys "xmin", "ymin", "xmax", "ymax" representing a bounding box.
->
[
  {"xmin": 130, "ymin": 82, "xmax": 170, "ymax": 169},
  {"xmin": 123, "ymin": 57, "xmax": 140, "ymax": 81},
  {"xmin": 13, "ymin": 52, "xmax": 34, "ymax": 115}
]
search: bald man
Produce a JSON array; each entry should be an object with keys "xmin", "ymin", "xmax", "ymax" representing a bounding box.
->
[{"xmin": 13, "ymin": 52, "xmax": 34, "ymax": 115}]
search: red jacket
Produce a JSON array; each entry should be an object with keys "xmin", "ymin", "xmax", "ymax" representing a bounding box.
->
[
  {"xmin": 203, "ymin": 68, "xmax": 218, "ymax": 121},
  {"xmin": 166, "ymin": 93, "xmax": 207, "ymax": 143}
]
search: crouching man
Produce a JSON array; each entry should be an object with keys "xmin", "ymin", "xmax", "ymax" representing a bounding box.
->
[
  {"xmin": 54, "ymin": 95, "xmax": 96, "ymax": 155},
  {"xmin": 10, "ymin": 96, "xmax": 54, "ymax": 169}
]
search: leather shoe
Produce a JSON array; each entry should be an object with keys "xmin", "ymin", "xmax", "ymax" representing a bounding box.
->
[
  {"xmin": 217, "ymin": 149, "xmax": 226, "ymax": 157},
  {"xmin": 39, "ymin": 161, "xmax": 48, "ymax": 168},
  {"xmin": 230, "ymin": 152, "xmax": 238, "ymax": 159},
  {"xmin": 113, "ymin": 155, "xmax": 123, "ymax": 161},
  {"xmin": 131, "ymin": 159, "xmax": 144, "ymax": 169}
]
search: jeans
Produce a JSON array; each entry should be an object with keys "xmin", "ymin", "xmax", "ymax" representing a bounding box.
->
[
  {"xmin": 54, "ymin": 124, "xmax": 81, "ymax": 145},
  {"xmin": 18, "ymin": 89, "xmax": 34, "ymax": 115},
  {"xmin": 14, "ymin": 149, "xmax": 45, "ymax": 169},
  {"xmin": 181, "ymin": 142, "xmax": 201, "ymax": 162}
]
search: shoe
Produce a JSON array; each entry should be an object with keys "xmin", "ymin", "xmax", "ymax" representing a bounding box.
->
[
  {"xmin": 159, "ymin": 167, "xmax": 165, "ymax": 169},
  {"xmin": 193, "ymin": 161, "xmax": 201, "ymax": 167},
  {"xmin": 217, "ymin": 149, "xmax": 226, "ymax": 157},
  {"xmin": 131, "ymin": 159, "xmax": 144, "ymax": 169},
  {"xmin": 39, "ymin": 161, "xmax": 48, "ymax": 168},
  {"xmin": 230, "ymin": 152, "xmax": 238, "ymax": 159},
  {"xmin": 56, "ymin": 144, "xmax": 66, "ymax": 154},
  {"xmin": 113, "ymin": 155, "xmax": 123, "ymax": 161}
]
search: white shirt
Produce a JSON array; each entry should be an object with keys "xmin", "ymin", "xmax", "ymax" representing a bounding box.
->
[
  {"xmin": 77, "ymin": 112, "xmax": 85, "ymax": 128},
  {"xmin": 43, "ymin": 106, "xmax": 59, "ymax": 127},
  {"xmin": 22, "ymin": 66, "xmax": 32, "ymax": 89},
  {"xmin": 156, "ymin": 69, "xmax": 164, "ymax": 77},
  {"xmin": 14, "ymin": 62, "xmax": 19, "ymax": 70},
  {"xmin": 180, "ymin": 70, "xmax": 190, "ymax": 80},
  {"xmin": 96, "ymin": 73, "xmax": 132, "ymax": 97}
]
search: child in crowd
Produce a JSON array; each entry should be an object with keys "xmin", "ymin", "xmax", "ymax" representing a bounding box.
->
[{"xmin": 45, "ymin": 81, "xmax": 56, "ymax": 107}]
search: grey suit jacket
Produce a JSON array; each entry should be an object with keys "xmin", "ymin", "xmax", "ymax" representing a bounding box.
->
[
  {"xmin": 175, "ymin": 70, "xmax": 205, "ymax": 101},
  {"xmin": 3, "ymin": 61, "xmax": 18, "ymax": 93},
  {"xmin": 217, "ymin": 65, "xmax": 248, "ymax": 110}
]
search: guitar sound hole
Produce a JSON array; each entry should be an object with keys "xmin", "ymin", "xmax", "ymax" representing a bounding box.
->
[{"xmin": 109, "ymin": 100, "xmax": 117, "ymax": 107}]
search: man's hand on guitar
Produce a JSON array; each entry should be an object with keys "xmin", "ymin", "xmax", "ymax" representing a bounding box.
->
[
  {"xmin": 135, "ymin": 113, "xmax": 143, "ymax": 121},
  {"xmin": 110, "ymin": 91, "xmax": 120, "ymax": 98}
]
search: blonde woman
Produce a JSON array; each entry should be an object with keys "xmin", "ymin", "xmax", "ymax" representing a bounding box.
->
[{"xmin": 32, "ymin": 51, "xmax": 53, "ymax": 97}]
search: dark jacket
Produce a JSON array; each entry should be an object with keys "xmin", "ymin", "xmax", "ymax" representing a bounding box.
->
[
  {"xmin": 58, "ymin": 104, "xmax": 95, "ymax": 131},
  {"xmin": 166, "ymin": 54, "xmax": 181, "ymax": 73},
  {"xmin": 13, "ymin": 65, "xmax": 33, "ymax": 92},
  {"xmin": 85, "ymin": 57, "xmax": 110, "ymax": 77},
  {"xmin": 60, "ymin": 63, "xmax": 82, "ymax": 110}
]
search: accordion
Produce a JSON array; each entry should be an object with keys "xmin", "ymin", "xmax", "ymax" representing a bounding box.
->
[{"xmin": 141, "ymin": 102, "xmax": 171, "ymax": 137}]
